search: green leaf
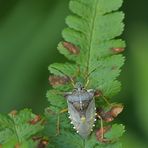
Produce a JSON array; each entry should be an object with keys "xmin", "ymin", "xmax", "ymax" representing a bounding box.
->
[
  {"xmin": 63, "ymin": 0, "xmax": 125, "ymax": 73},
  {"xmin": 89, "ymin": 55, "xmax": 125, "ymax": 96},
  {"xmin": 2, "ymin": 139, "xmax": 38, "ymax": 148},
  {"xmin": 57, "ymin": 0, "xmax": 125, "ymax": 97},
  {"xmin": 49, "ymin": 63, "xmax": 77, "ymax": 77},
  {"xmin": 46, "ymin": 90, "xmax": 67, "ymax": 112},
  {"xmin": 69, "ymin": 0, "xmax": 123, "ymax": 18},
  {"xmin": 0, "ymin": 109, "xmax": 44, "ymax": 145},
  {"xmin": 0, "ymin": 114, "xmax": 13, "ymax": 130},
  {"xmin": 85, "ymin": 133, "xmax": 123, "ymax": 148},
  {"xmin": 97, "ymin": 142, "xmax": 123, "ymax": 148},
  {"xmin": 85, "ymin": 134, "xmax": 100, "ymax": 148},
  {"xmin": 0, "ymin": 129, "xmax": 14, "ymax": 144},
  {"xmin": 105, "ymin": 124, "xmax": 125, "ymax": 140},
  {"xmin": 52, "ymin": 131, "xmax": 83, "ymax": 148}
]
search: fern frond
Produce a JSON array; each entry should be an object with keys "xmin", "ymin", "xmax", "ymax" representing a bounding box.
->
[
  {"xmin": 47, "ymin": 0, "xmax": 126, "ymax": 147},
  {"xmin": 49, "ymin": 0, "xmax": 125, "ymax": 95},
  {"xmin": 0, "ymin": 109, "xmax": 44, "ymax": 146}
]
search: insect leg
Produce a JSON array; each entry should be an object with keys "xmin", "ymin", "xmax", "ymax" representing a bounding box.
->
[
  {"xmin": 69, "ymin": 77, "xmax": 75, "ymax": 87},
  {"xmin": 101, "ymin": 95, "xmax": 111, "ymax": 106},
  {"xmin": 60, "ymin": 108, "xmax": 68, "ymax": 113},
  {"xmin": 98, "ymin": 115, "xmax": 104, "ymax": 139},
  {"xmin": 56, "ymin": 108, "xmax": 68, "ymax": 135},
  {"xmin": 64, "ymin": 92, "xmax": 73, "ymax": 98},
  {"xmin": 85, "ymin": 79, "xmax": 90, "ymax": 88},
  {"xmin": 94, "ymin": 91, "xmax": 111, "ymax": 106},
  {"xmin": 56, "ymin": 114, "xmax": 60, "ymax": 136}
]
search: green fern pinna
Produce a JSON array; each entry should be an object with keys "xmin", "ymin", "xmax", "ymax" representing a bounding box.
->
[{"xmin": 47, "ymin": 0, "xmax": 126, "ymax": 147}]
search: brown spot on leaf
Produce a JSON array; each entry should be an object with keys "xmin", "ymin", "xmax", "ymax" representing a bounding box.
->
[
  {"xmin": 112, "ymin": 47, "xmax": 125, "ymax": 53},
  {"xmin": 33, "ymin": 136, "xmax": 48, "ymax": 148},
  {"xmin": 38, "ymin": 139, "xmax": 48, "ymax": 148},
  {"xmin": 94, "ymin": 90, "xmax": 102, "ymax": 97},
  {"xmin": 96, "ymin": 126, "xmax": 112, "ymax": 143},
  {"xmin": 63, "ymin": 42, "xmax": 79, "ymax": 54},
  {"xmin": 97, "ymin": 104, "xmax": 124, "ymax": 122},
  {"xmin": 9, "ymin": 110, "xmax": 17, "ymax": 116},
  {"xmin": 29, "ymin": 115, "xmax": 41, "ymax": 125},
  {"xmin": 49, "ymin": 75, "xmax": 70, "ymax": 86},
  {"xmin": 110, "ymin": 104, "xmax": 124, "ymax": 117},
  {"xmin": 96, "ymin": 108, "xmax": 114, "ymax": 122},
  {"xmin": 45, "ymin": 107, "xmax": 56, "ymax": 115}
]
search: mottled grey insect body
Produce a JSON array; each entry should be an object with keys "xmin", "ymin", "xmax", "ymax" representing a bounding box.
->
[{"xmin": 65, "ymin": 83, "xmax": 96, "ymax": 138}]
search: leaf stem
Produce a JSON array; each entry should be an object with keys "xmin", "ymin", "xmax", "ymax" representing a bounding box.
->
[
  {"xmin": 86, "ymin": 0, "xmax": 98, "ymax": 78},
  {"xmin": 83, "ymin": 139, "xmax": 86, "ymax": 148},
  {"xmin": 56, "ymin": 114, "xmax": 60, "ymax": 136},
  {"xmin": 101, "ymin": 95, "xmax": 111, "ymax": 106},
  {"xmin": 100, "ymin": 116, "xmax": 104, "ymax": 139}
]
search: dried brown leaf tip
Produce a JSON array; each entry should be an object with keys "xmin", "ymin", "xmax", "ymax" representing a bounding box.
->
[
  {"xmin": 97, "ymin": 104, "xmax": 124, "ymax": 122},
  {"xmin": 33, "ymin": 136, "xmax": 48, "ymax": 148},
  {"xmin": 97, "ymin": 108, "xmax": 114, "ymax": 122},
  {"xmin": 94, "ymin": 90, "xmax": 102, "ymax": 97},
  {"xmin": 49, "ymin": 75, "xmax": 70, "ymax": 86},
  {"xmin": 63, "ymin": 42, "xmax": 79, "ymax": 54},
  {"xmin": 110, "ymin": 104, "xmax": 124, "ymax": 118},
  {"xmin": 9, "ymin": 110, "xmax": 17, "ymax": 116},
  {"xmin": 32, "ymin": 136, "xmax": 43, "ymax": 141},
  {"xmin": 96, "ymin": 126, "xmax": 112, "ymax": 143},
  {"xmin": 38, "ymin": 139, "xmax": 48, "ymax": 148},
  {"xmin": 112, "ymin": 47, "xmax": 125, "ymax": 53},
  {"xmin": 45, "ymin": 107, "xmax": 56, "ymax": 116},
  {"xmin": 29, "ymin": 115, "xmax": 41, "ymax": 125},
  {"xmin": 0, "ymin": 144, "xmax": 2, "ymax": 148}
]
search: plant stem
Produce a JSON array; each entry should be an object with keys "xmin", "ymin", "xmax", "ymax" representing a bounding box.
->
[{"xmin": 83, "ymin": 139, "xmax": 86, "ymax": 148}]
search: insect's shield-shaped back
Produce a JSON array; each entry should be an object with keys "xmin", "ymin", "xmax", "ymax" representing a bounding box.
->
[{"xmin": 65, "ymin": 86, "xmax": 96, "ymax": 138}]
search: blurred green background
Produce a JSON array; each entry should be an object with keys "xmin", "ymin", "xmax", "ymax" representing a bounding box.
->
[{"xmin": 0, "ymin": 0, "xmax": 148, "ymax": 147}]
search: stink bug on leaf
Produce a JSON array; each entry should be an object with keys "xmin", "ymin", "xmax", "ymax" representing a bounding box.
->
[{"xmin": 65, "ymin": 82, "xmax": 96, "ymax": 139}]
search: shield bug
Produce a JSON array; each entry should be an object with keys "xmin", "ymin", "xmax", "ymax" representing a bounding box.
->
[{"xmin": 65, "ymin": 82, "xmax": 96, "ymax": 138}]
